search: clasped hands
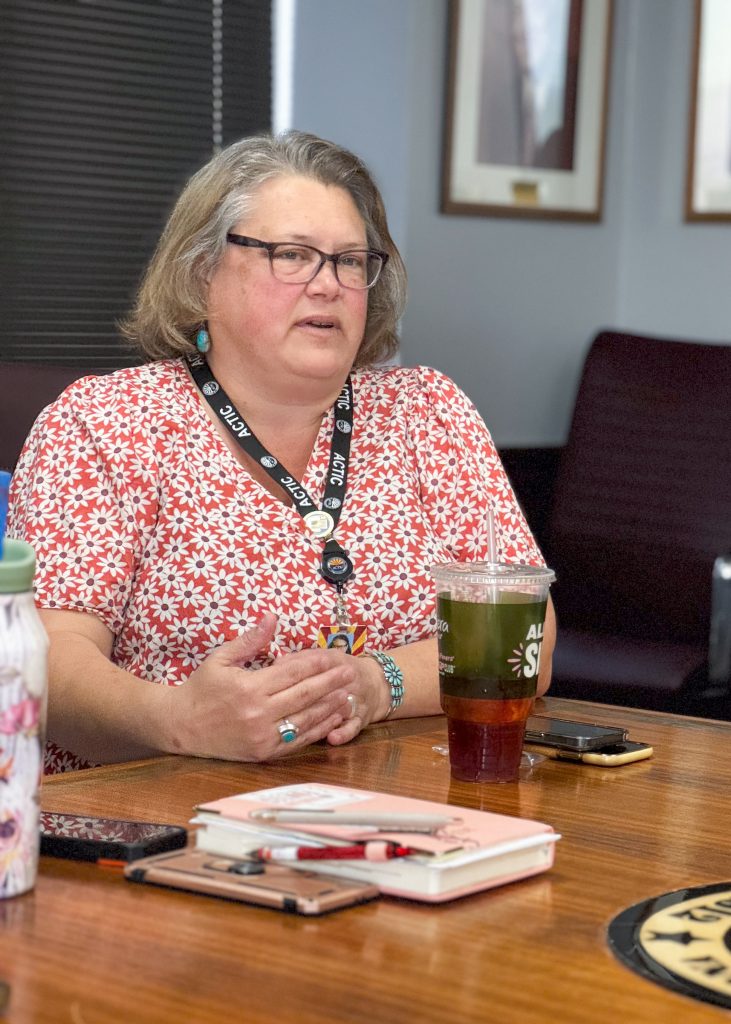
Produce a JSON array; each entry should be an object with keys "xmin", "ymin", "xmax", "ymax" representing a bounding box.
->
[{"xmin": 166, "ymin": 612, "xmax": 390, "ymax": 761}]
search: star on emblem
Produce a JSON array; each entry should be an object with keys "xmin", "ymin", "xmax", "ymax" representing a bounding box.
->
[
  {"xmin": 507, "ymin": 643, "xmax": 525, "ymax": 675},
  {"xmin": 645, "ymin": 931, "xmax": 706, "ymax": 945}
]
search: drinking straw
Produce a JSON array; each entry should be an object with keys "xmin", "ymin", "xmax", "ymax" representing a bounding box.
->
[
  {"xmin": 487, "ymin": 506, "xmax": 497, "ymax": 564},
  {"xmin": 486, "ymin": 505, "xmax": 500, "ymax": 603},
  {"xmin": 0, "ymin": 471, "xmax": 11, "ymax": 560}
]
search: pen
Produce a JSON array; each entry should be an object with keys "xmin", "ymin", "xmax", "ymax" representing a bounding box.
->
[
  {"xmin": 0, "ymin": 471, "xmax": 10, "ymax": 560},
  {"xmin": 249, "ymin": 810, "xmax": 456, "ymax": 832},
  {"xmin": 253, "ymin": 841, "xmax": 416, "ymax": 863}
]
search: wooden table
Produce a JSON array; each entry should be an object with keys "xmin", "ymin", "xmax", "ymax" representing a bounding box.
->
[{"xmin": 2, "ymin": 697, "xmax": 731, "ymax": 1024}]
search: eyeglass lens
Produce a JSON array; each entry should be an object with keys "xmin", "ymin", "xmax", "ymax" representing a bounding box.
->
[{"xmin": 270, "ymin": 245, "xmax": 382, "ymax": 289}]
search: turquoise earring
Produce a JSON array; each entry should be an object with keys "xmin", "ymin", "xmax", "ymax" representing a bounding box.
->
[{"xmin": 196, "ymin": 325, "xmax": 211, "ymax": 354}]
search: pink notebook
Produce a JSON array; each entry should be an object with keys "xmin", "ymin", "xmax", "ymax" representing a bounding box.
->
[{"xmin": 193, "ymin": 783, "xmax": 559, "ymax": 903}]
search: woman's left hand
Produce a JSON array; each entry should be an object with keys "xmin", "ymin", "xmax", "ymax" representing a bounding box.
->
[{"xmin": 325, "ymin": 654, "xmax": 390, "ymax": 746}]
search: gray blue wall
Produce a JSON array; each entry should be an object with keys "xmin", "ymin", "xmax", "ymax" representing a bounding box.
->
[{"xmin": 291, "ymin": 0, "xmax": 731, "ymax": 445}]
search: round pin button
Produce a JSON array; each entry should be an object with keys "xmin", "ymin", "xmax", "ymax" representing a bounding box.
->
[{"xmin": 303, "ymin": 510, "xmax": 335, "ymax": 539}]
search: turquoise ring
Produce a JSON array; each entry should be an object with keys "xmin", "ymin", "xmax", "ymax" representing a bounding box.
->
[{"xmin": 278, "ymin": 719, "xmax": 298, "ymax": 744}]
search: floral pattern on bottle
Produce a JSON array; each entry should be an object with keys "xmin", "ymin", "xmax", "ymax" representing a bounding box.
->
[{"xmin": 0, "ymin": 591, "xmax": 48, "ymax": 898}]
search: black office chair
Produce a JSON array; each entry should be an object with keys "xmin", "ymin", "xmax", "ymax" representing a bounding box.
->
[
  {"xmin": 0, "ymin": 361, "xmax": 111, "ymax": 471},
  {"xmin": 521, "ymin": 330, "xmax": 731, "ymax": 713}
]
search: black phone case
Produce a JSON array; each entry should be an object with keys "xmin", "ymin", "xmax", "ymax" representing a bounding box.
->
[
  {"xmin": 524, "ymin": 717, "xmax": 626, "ymax": 751},
  {"xmin": 40, "ymin": 826, "xmax": 188, "ymax": 863}
]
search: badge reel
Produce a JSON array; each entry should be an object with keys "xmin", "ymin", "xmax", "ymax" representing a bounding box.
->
[{"xmin": 317, "ymin": 545, "xmax": 366, "ymax": 654}]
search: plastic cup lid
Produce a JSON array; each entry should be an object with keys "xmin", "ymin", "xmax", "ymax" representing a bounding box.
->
[
  {"xmin": 430, "ymin": 561, "xmax": 556, "ymax": 588},
  {"xmin": 0, "ymin": 539, "xmax": 36, "ymax": 594}
]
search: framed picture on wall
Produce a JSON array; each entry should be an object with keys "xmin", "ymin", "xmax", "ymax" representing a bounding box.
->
[
  {"xmin": 441, "ymin": 0, "xmax": 614, "ymax": 221},
  {"xmin": 686, "ymin": 0, "xmax": 731, "ymax": 220}
]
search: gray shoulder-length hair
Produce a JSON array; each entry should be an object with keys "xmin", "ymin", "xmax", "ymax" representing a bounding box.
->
[{"xmin": 121, "ymin": 131, "xmax": 407, "ymax": 368}]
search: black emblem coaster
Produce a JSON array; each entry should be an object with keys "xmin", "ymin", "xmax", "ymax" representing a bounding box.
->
[{"xmin": 607, "ymin": 882, "xmax": 731, "ymax": 1010}]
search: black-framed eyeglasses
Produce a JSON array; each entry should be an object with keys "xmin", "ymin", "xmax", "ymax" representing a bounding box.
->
[{"xmin": 226, "ymin": 233, "xmax": 388, "ymax": 290}]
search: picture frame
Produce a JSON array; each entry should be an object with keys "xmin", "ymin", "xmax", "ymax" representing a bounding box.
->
[
  {"xmin": 442, "ymin": 0, "xmax": 614, "ymax": 221},
  {"xmin": 685, "ymin": 0, "xmax": 731, "ymax": 221}
]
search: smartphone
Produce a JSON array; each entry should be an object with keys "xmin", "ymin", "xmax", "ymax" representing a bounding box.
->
[
  {"xmin": 40, "ymin": 811, "xmax": 188, "ymax": 863},
  {"xmin": 525, "ymin": 739, "xmax": 654, "ymax": 767},
  {"xmin": 524, "ymin": 715, "xmax": 627, "ymax": 752},
  {"xmin": 124, "ymin": 848, "xmax": 380, "ymax": 915}
]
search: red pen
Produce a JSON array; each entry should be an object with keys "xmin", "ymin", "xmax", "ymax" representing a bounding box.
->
[{"xmin": 253, "ymin": 841, "xmax": 416, "ymax": 863}]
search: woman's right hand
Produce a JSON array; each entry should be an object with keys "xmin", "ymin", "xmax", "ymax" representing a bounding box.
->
[{"xmin": 166, "ymin": 613, "xmax": 356, "ymax": 761}]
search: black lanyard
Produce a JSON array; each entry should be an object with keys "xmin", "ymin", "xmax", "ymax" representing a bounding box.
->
[{"xmin": 186, "ymin": 354, "xmax": 355, "ymax": 594}]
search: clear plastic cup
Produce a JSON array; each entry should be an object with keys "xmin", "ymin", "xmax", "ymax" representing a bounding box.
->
[{"xmin": 431, "ymin": 562, "xmax": 555, "ymax": 783}]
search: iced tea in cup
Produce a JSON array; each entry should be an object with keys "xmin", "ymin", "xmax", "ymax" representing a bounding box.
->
[{"xmin": 431, "ymin": 562, "xmax": 555, "ymax": 783}]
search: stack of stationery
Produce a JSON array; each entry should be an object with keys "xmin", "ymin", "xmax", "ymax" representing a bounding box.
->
[{"xmin": 192, "ymin": 783, "xmax": 559, "ymax": 903}]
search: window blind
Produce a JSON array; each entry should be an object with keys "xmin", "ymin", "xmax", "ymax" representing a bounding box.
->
[{"xmin": 0, "ymin": 0, "xmax": 271, "ymax": 367}]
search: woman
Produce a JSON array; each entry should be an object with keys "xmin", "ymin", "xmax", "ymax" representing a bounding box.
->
[{"xmin": 8, "ymin": 131, "xmax": 556, "ymax": 773}]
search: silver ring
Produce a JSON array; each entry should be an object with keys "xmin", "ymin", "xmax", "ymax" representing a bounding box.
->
[
  {"xmin": 346, "ymin": 694, "xmax": 357, "ymax": 719},
  {"xmin": 278, "ymin": 718, "xmax": 298, "ymax": 744}
]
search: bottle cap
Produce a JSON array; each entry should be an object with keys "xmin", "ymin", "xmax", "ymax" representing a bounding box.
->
[{"xmin": 0, "ymin": 538, "xmax": 37, "ymax": 594}]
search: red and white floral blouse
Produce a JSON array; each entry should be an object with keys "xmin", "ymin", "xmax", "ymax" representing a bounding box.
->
[{"xmin": 9, "ymin": 360, "xmax": 542, "ymax": 773}]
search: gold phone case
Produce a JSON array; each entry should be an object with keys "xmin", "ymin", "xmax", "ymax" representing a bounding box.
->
[
  {"xmin": 124, "ymin": 847, "xmax": 380, "ymax": 915},
  {"xmin": 525, "ymin": 740, "xmax": 653, "ymax": 767}
]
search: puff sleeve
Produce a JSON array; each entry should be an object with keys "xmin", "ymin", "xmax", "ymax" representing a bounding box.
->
[{"xmin": 8, "ymin": 377, "xmax": 161, "ymax": 634}]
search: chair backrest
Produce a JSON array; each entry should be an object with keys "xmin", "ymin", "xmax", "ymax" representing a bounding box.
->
[
  {"xmin": 0, "ymin": 361, "xmax": 110, "ymax": 471},
  {"xmin": 544, "ymin": 330, "xmax": 731, "ymax": 646}
]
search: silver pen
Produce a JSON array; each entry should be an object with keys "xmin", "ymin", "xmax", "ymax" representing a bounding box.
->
[{"xmin": 249, "ymin": 809, "xmax": 457, "ymax": 832}]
